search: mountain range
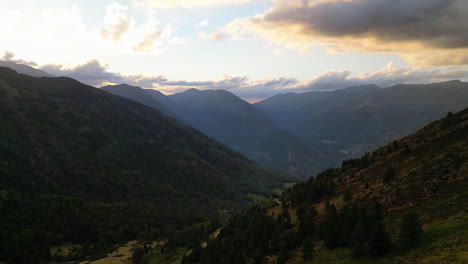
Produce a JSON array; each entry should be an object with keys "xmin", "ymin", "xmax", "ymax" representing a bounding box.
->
[
  {"xmin": 255, "ymin": 81, "xmax": 468, "ymax": 160},
  {"xmin": 103, "ymin": 81, "xmax": 468, "ymax": 177},
  {"xmin": 3, "ymin": 60, "xmax": 468, "ymax": 179},
  {"xmin": 101, "ymin": 84, "xmax": 175, "ymax": 117},
  {"xmin": 103, "ymin": 84, "xmax": 326, "ymax": 178},
  {"xmin": 0, "ymin": 66, "xmax": 290, "ymax": 263}
]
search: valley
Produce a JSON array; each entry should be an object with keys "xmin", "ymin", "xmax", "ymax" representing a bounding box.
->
[{"xmin": 1, "ymin": 47, "xmax": 467, "ymax": 264}]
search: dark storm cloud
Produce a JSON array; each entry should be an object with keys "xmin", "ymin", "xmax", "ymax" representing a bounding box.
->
[{"xmin": 264, "ymin": 0, "xmax": 468, "ymax": 49}]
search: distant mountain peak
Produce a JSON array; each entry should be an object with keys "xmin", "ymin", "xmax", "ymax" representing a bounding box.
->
[
  {"xmin": 0, "ymin": 60, "xmax": 54, "ymax": 78},
  {"xmin": 101, "ymin": 83, "xmax": 175, "ymax": 117},
  {"xmin": 184, "ymin": 88, "xmax": 200, "ymax": 93}
]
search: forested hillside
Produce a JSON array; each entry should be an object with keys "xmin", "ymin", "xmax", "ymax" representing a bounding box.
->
[
  {"xmin": 181, "ymin": 107, "xmax": 468, "ymax": 264},
  {"xmin": 0, "ymin": 67, "xmax": 289, "ymax": 263},
  {"xmin": 103, "ymin": 84, "xmax": 327, "ymax": 178}
]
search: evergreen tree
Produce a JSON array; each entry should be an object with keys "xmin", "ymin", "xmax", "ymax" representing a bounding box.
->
[
  {"xmin": 277, "ymin": 240, "xmax": 290, "ymax": 264},
  {"xmin": 321, "ymin": 203, "xmax": 340, "ymax": 249},
  {"xmin": 343, "ymin": 190, "xmax": 353, "ymax": 203},
  {"xmin": 368, "ymin": 222, "xmax": 391, "ymax": 257},
  {"xmin": 383, "ymin": 167, "xmax": 396, "ymax": 183},
  {"xmin": 132, "ymin": 247, "xmax": 145, "ymax": 264},
  {"xmin": 299, "ymin": 209, "xmax": 315, "ymax": 239},
  {"xmin": 279, "ymin": 207, "xmax": 292, "ymax": 227},
  {"xmin": 398, "ymin": 212, "xmax": 423, "ymax": 250},
  {"xmin": 369, "ymin": 201, "xmax": 384, "ymax": 221},
  {"xmin": 351, "ymin": 221, "xmax": 367, "ymax": 258},
  {"xmin": 302, "ymin": 237, "xmax": 315, "ymax": 260},
  {"xmin": 339, "ymin": 205, "xmax": 358, "ymax": 244}
]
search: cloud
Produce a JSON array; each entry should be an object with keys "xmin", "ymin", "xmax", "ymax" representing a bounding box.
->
[
  {"xmin": 154, "ymin": 62, "xmax": 468, "ymax": 99},
  {"xmin": 195, "ymin": 19, "xmax": 209, "ymax": 28},
  {"xmin": 36, "ymin": 59, "xmax": 468, "ymax": 99},
  {"xmin": 100, "ymin": 3, "xmax": 182, "ymax": 53},
  {"xmin": 130, "ymin": 0, "xmax": 260, "ymax": 8},
  {"xmin": 39, "ymin": 59, "xmax": 166, "ymax": 87},
  {"xmin": 224, "ymin": 0, "xmax": 468, "ymax": 66},
  {"xmin": 100, "ymin": 3, "xmax": 134, "ymax": 42},
  {"xmin": 132, "ymin": 29, "xmax": 162, "ymax": 52},
  {"xmin": 5, "ymin": 53, "xmax": 468, "ymax": 100},
  {"xmin": 199, "ymin": 31, "xmax": 229, "ymax": 41},
  {"xmin": 1, "ymin": 51, "xmax": 38, "ymax": 66}
]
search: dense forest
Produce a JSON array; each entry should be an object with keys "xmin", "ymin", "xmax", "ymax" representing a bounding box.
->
[{"xmin": 0, "ymin": 67, "xmax": 291, "ymax": 263}]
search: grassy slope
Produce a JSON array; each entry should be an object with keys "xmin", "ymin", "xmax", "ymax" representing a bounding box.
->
[
  {"xmin": 281, "ymin": 108, "xmax": 468, "ymax": 263},
  {"xmin": 287, "ymin": 213, "xmax": 467, "ymax": 264}
]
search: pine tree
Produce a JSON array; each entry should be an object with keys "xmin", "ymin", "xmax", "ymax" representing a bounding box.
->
[
  {"xmin": 299, "ymin": 209, "xmax": 315, "ymax": 239},
  {"xmin": 398, "ymin": 212, "xmax": 423, "ymax": 250},
  {"xmin": 351, "ymin": 221, "xmax": 367, "ymax": 258},
  {"xmin": 368, "ymin": 222, "xmax": 391, "ymax": 257},
  {"xmin": 321, "ymin": 203, "xmax": 340, "ymax": 249},
  {"xmin": 132, "ymin": 247, "xmax": 145, "ymax": 264},
  {"xmin": 383, "ymin": 167, "xmax": 396, "ymax": 183},
  {"xmin": 343, "ymin": 190, "xmax": 353, "ymax": 203},
  {"xmin": 302, "ymin": 237, "xmax": 315, "ymax": 260}
]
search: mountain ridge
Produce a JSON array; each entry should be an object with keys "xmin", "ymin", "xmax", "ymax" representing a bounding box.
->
[
  {"xmin": 0, "ymin": 66, "xmax": 290, "ymax": 262},
  {"xmin": 255, "ymin": 81, "xmax": 468, "ymax": 164}
]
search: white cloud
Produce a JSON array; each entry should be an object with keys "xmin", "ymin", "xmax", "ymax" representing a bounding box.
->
[
  {"xmin": 100, "ymin": 3, "xmax": 183, "ymax": 54},
  {"xmin": 195, "ymin": 19, "xmax": 209, "ymax": 28},
  {"xmin": 100, "ymin": 3, "xmax": 134, "ymax": 42},
  {"xmin": 199, "ymin": 31, "xmax": 229, "ymax": 41}
]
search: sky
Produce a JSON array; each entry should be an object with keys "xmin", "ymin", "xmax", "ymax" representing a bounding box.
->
[{"xmin": 1, "ymin": 0, "xmax": 468, "ymax": 101}]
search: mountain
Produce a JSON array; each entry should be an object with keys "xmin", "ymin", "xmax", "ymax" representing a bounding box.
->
[
  {"xmin": 255, "ymin": 81, "xmax": 468, "ymax": 163},
  {"xmin": 102, "ymin": 84, "xmax": 329, "ymax": 178},
  {"xmin": 255, "ymin": 84, "xmax": 379, "ymax": 131},
  {"xmin": 0, "ymin": 67, "xmax": 289, "ymax": 263},
  {"xmin": 101, "ymin": 84, "xmax": 175, "ymax": 117},
  {"xmin": 0, "ymin": 60, "xmax": 54, "ymax": 78},
  {"xmin": 167, "ymin": 88, "xmax": 330, "ymax": 178},
  {"xmin": 180, "ymin": 107, "xmax": 468, "ymax": 264}
]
